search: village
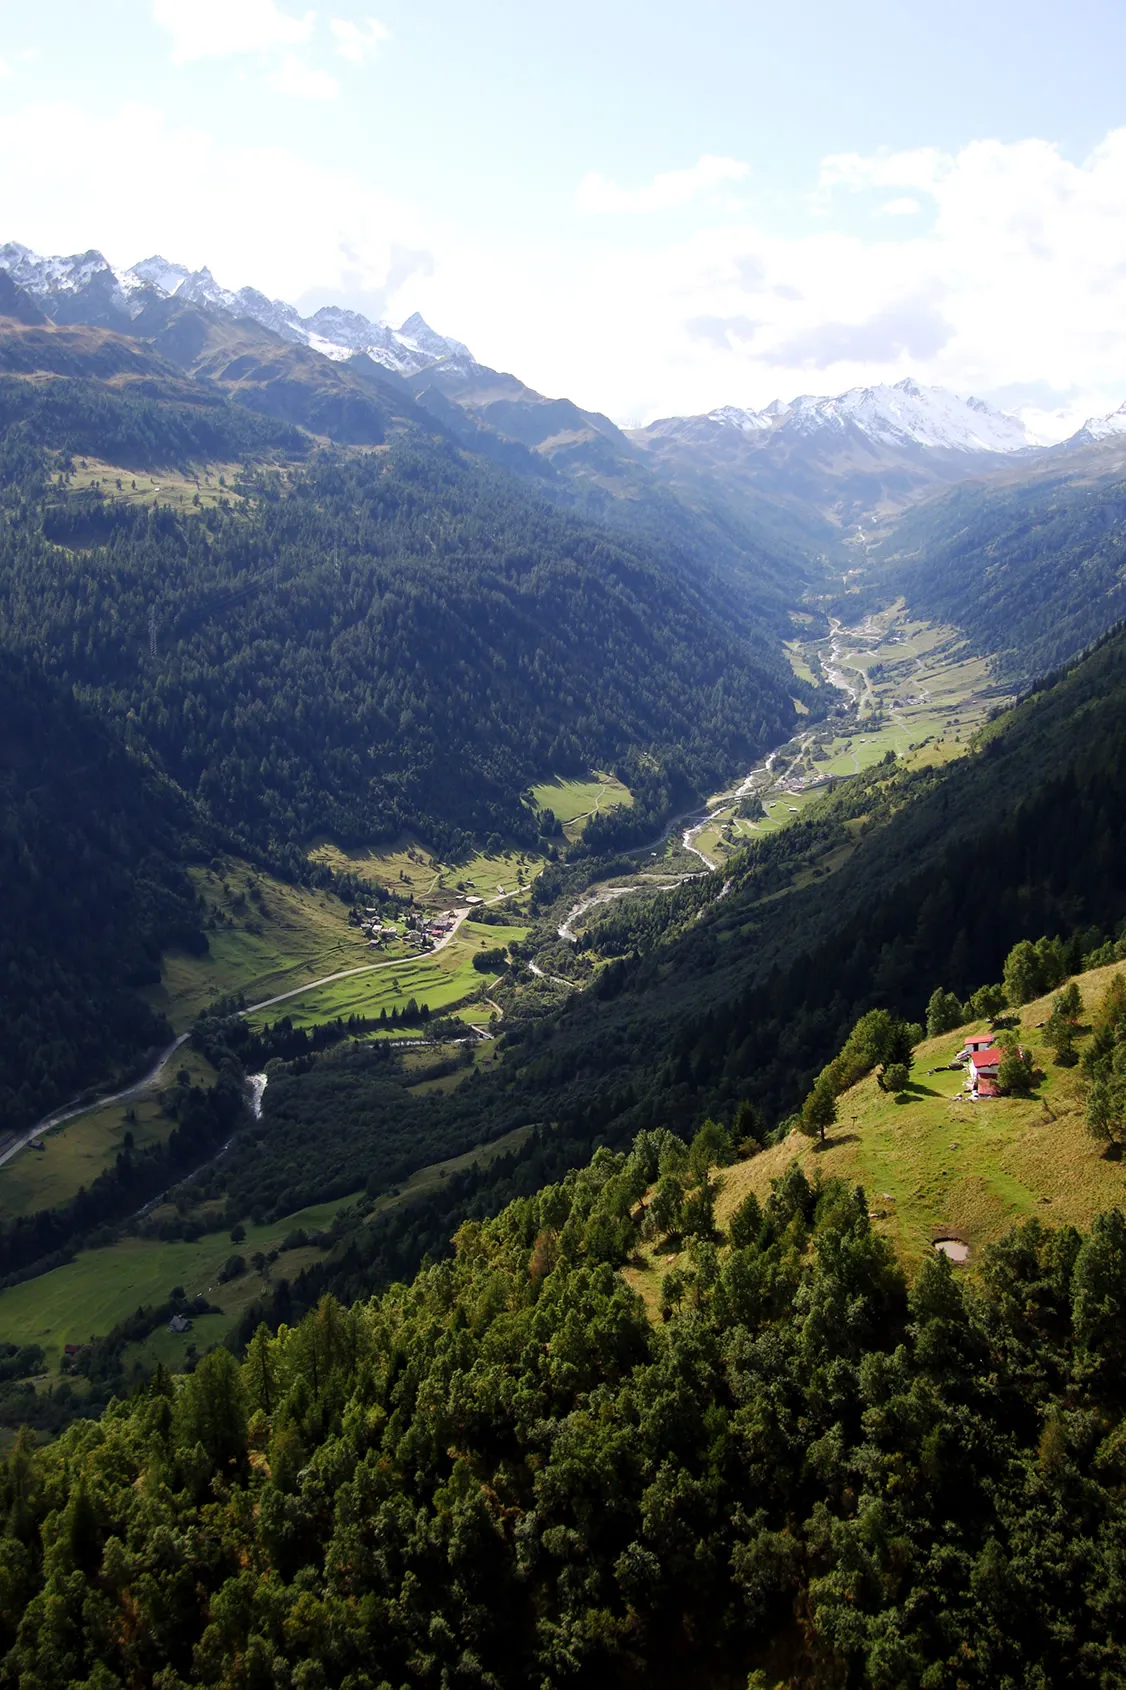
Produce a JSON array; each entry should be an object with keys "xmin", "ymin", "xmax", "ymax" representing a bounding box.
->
[{"xmin": 358, "ymin": 902, "xmax": 475, "ymax": 952}]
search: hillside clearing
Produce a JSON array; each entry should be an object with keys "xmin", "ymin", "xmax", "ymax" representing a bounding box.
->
[
  {"xmin": 716, "ymin": 961, "xmax": 1126, "ymax": 1271},
  {"xmin": 529, "ymin": 772, "xmax": 633, "ymax": 840}
]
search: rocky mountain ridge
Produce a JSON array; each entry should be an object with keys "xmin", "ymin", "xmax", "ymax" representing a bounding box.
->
[{"xmin": 0, "ymin": 240, "xmax": 468, "ymax": 377}]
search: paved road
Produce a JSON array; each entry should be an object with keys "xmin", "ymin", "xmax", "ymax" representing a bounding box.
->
[
  {"xmin": 0, "ymin": 1031, "xmax": 192, "ymax": 1172},
  {"xmin": 0, "ymin": 900, "xmax": 485, "ymax": 1172}
]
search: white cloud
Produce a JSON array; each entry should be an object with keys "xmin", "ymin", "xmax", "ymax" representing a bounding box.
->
[
  {"xmin": 267, "ymin": 52, "xmax": 338, "ymax": 99},
  {"xmin": 5, "ymin": 100, "xmax": 1126, "ymax": 438},
  {"xmin": 576, "ymin": 154, "xmax": 750, "ymax": 215},
  {"xmin": 152, "ymin": 0, "xmax": 315, "ymax": 63},
  {"xmin": 879, "ymin": 196, "xmax": 921, "ymax": 216},
  {"xmin": 0, "ymin": 99, "xmax": 427, "ymax": 310},
  {"xmin": 330, "ymin": 17, "xmax": 390, "ymax": 64},
  {"xmin": 0, "ymin": 55, "xmax": 10, "ymax": 78}
]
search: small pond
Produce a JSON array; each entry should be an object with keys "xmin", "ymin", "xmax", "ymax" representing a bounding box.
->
[{"xmin": 934, "ymin": 1237, "xmax": 970, "ymax": 1263}]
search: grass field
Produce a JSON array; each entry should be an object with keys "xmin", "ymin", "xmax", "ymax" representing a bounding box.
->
[
  {"xmin": 530, "ymin": 772, "xmax": 633, "ymax": 841},
  {"xmin": 309, "ymin": 835, "xmax": 545, "ymax": 909},
  {"xmin": 714, "ymin": 963, "xmax": 1126, "ymax": 1273},
  {"xmin": 623, "ymin": 965, "xmax": 1126, "ymax": 1319},
  {"xmin": 144, "ymin": 855, "xmax": 371, "ymax": 1031},
  {"xmin": 0, "ymin": 1050, "xmax": 219, "ymax": 1221},
  {"xmin": 242, "ymin": 918, "xmax": 523, "ymax": 1030},
  {"xmin": 0, "ymin": 1191, "xmax": 355, "ymax": 1369},
  {"xmin": 57, "ymin": 458, "xmax": 248, "ymax": 513},
  {"xmin": 783, "ymin": 640, "xmax": 818, "ymax": 685}
]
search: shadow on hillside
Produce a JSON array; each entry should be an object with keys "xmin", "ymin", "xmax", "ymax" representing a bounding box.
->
[{"xmin": 816, "ymin": 1132, "xmax": 860, "ymax": 1151}]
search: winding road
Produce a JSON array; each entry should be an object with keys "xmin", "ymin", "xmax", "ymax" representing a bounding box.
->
[{"xmin": 0, "ymin": 897, "xmax": 504, "ymax": 1173}]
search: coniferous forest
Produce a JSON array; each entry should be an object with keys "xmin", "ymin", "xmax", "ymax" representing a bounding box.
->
[{"xmin": 6, "ymin": 1142, "xmax": 1126, "ymax": 1690}]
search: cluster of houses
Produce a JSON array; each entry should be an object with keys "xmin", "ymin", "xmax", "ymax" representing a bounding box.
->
[
  {"xmin": 399, "ymin": 909, "xmax": 461, "ymax": 950},
  {"xmin": 360, "ymin": 900, "xmax": 475, "ymax": 954},
  {"xmin": 361, "ymin": 907, "xmax": 401, "ymax": 949},
  {"xmin": 955, "ymin": 1031, "xmax": 1004, "ymax": 1098}
]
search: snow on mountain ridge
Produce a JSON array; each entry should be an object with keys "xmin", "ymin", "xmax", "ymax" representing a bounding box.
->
[
  {"xmin": 0, "ymin": 241, "xmax": 469, "ymax": 376},
  {"xmin": 1069, "ymin": 402, "xmax": 1126, "ymax": 445},
  {"xmin": 687, "ymin": 379, "xmax": 1033, "ymax": 455}
]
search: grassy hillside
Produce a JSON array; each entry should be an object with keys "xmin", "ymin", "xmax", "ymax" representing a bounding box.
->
[
  {"xmin": 713, "ymin": 962, "xmax": 1126, "ymax": 1272},
  {"xmin": 0, "ymin": 1051, "xmax": 219, "ymax": 1223},
  {"xmin": 145, "ymin": 855, "xmax": 373, "ymax": 1032}
]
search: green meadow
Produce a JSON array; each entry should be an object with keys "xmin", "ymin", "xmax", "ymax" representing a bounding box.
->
[
  {"xmin": 242, "ymin": 919, "xmax": 525, "ymax": 1030},
  {"xmin": 0, "ymin": 1193, "xmax": 353, "ymax": 1370},
  {"xmin": 529, "ymin": 771, "xmax": 633, "ymax": 840},
  {"xmin": 0, "ymin": 1050, "xmax": 219, "ymax": 1221},
  {"xmin": 144, "ymin": 855, "xmax": 370, "ymax": 1032}
]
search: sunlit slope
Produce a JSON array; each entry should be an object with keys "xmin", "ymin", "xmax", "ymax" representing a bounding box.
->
[{"xmin": 716, "ymin": 962, "xmax": 1126, "ymax": 1269}]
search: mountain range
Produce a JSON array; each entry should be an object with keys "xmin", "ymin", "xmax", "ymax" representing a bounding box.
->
[
  {"xmin": 0, "ymin": 240, "xmax": 469, "ymax": 376},
  {"xmin": 10, "ymin": 239, "xmax": 1126, "ymax": 557}
]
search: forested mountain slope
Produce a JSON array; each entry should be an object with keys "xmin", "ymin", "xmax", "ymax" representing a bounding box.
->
[
  {"xmin": 408, "ymin": 352, "xmax": 815, "ymax": 608},
  {"xmin": 876, "ymin": 436, "xmax": 1126, "ymax": 678},
  {"xmin": 0, "ymin": 264, "xmax": 815, "ymax": 622},
  {"xmin": 6, "ymin": 1138, "xmax": 1126, "ymax": 1689},
  {"xmin": 0, "ymin": 649, "xmax": 208, "ymax": 1140},
  {"xmin": 0, "ymin": 300, "xmax": 806, "ymax": 864},
  {"xmin": 0, "ymin": 437, "xmax": 798, "ymax": 861}
]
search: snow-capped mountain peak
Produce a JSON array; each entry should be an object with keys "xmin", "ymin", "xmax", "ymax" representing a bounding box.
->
[
  {"xmin": 397, "ymin": 310, "xmax": 471, "ymax": 362},
  {"xmin": 1067, "ymin": 402, "xmax": 1126, "ymax": 446},
  {"xmin": 125, "ymin": 255, "xmax": 192, "ymax": 296},
  {"xmin": 651, "ymin": 378, "xmax": 1033, "ymax": 456},
  {"xmin": 0, "ymin": 240, "xmax": 471, "ymax": 377},
  {"xmin": 707, "ymin": 404, "xmax": 773, "ymax": 434},
  {"xmin": 783, "ymin": 379, "xmax": 1032, "ymax": 453},
  {"xmin": 0, "ymin": 241, "xmax": 119, "ymax": 299}
]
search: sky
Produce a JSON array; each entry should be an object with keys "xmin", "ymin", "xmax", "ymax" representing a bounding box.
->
[{"xmin": 3, "ymin": 0, "xmax": 1126, "ymax": 436}]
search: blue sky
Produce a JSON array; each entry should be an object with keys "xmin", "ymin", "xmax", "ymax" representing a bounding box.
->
[{"xmin": 3, "ymin": 0, "xmax": 1126, "ymax": 431}]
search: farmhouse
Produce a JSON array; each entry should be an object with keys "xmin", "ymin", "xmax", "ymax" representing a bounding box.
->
[
  {"xmin": 968, "ymin": 1046, "xmax": 1003, "ymax": 1096},
  {"xmin": 168, "ymin": 1313, "xmax": 193, "ymax": 1334}
]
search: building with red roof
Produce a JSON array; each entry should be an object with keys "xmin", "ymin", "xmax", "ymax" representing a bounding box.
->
[{"xmin": 969, "ymin": 1046, "xmax": 1005, "ymax": 1096}]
